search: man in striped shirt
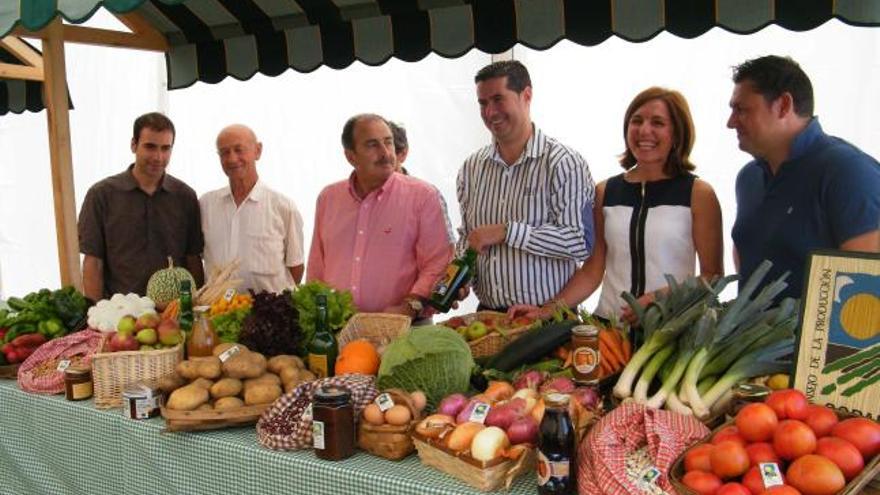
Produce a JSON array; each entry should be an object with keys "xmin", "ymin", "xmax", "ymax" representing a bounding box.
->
[{"xmin": 457, "ymin": 60, "xmax": 595, "ymax": 310}]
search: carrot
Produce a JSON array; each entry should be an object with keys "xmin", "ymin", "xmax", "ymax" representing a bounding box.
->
[
  {"xmin": 555, "ymin": 345, "xmax": 569, "ymax": 361},
  {"xmin": 621, "ymin": 333, "xmax": 632, "ymax": 362},
  {"xmin": 598, "ymin": 357, "xmax": 612, "ymax": 377},
  {"xmin": 599, "ymin": 338, "xmax": 621, "ymax": 371},
  {"xmin": 162, "ymin": 299, "xmax": 179, "ymax": 320},
  {"xmin": 599, "ymin": 329, "xmax": 626, "ymax": 369},
  {"xmin": 562, "ymin": 350, "xmax": 573, "ymax": 369}
]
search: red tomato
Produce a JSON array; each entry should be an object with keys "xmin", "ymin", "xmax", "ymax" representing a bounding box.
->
[
  {"xmin": 737, "ymin": 403, "xmax": 779, "ymax": 442},
  {"xmin": 786, "ymin": 454, "xmax": 845, "ymax": 495},
  {"xmin": 831, "ymin": 417, "xmax": 880, "ymax": 459},
  {"xmin": 773, "ymin": 420, "xmax": 817, "ymax": 460},
  {"xmin": 746, "ymin": 442, "xmax": 781, "ymax": 467},
  {"xmin": 711, "ymin": 440, "xmax": 751, "ymax": 479},
  {"xmin": 742, "ymin": 466, "xmax": 764, "ymax": 495},
  {"xmin": 714, "ymin": 425, "xmax": 747, "ymax": 446},
  {"xmin": 765, "ymin": 390, "xmax": 809, "ymax": 420},
  {"xmin": 717, "ymin": 482, "xmax": 752, "ymax": 495},
  {"xmin": 760, "ymin": 486, "xmax": 801, "ymax": 495},
  {"xmin": 682, "ymin": 470, "xmax": 723, "ymax": 495},
  {"xmin": 685, "ymin": 443, "xmax": 715, "ymax": 473},
  {"xmin": 816, "ymin": 436, "xmax": 865, "ymax": 480},
  {"xmin": 803, "ymin": 405, "xmax": 838, "ymax": 438}
]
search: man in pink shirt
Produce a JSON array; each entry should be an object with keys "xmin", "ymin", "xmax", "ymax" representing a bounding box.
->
[{"xmin": 307, "ymin": 114, "xmax": 454, "ymax": 319}]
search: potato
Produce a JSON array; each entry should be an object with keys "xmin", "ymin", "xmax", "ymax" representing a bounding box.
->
[
  {"xmin": 244, "ymin": 373, "xmax": 281, "ymax": 391},
  {"xmin": 244, "ymin": 383, "xmax": 282, "ymax": 405},
  {"xmin": 212, "ymin": 342, "xmax": 249, "ymax": 357},
  {"xmin": 279, "ymin": 367, "xmax": 302, "ymax": 385},
  {"xmin": 210, "ymin": 378, "xmax": 243, "ymax": 398},
  {"xmin": 298, "ymin": 370, "xmax": 316, "ymax": 382},
  {"xmin": 197, "ymin": 358, "xmax": 222, "ymax": 379},
  {"xmin": 283, "ymin": 380, "xmax": 300, "ymax": 393},
  {"xmin": 214, "ymin": 396, "xmax": 245, "ymax": 411},
  {"xmin": 167, "ymin": 384, "xmax": 210, "ymax": 410},
  {"xmin": 157, "ymin": 372, "xmax": 187, "ymax": 394},
  {"xmin": 222, "ymin": 351, "xmax": 266, "ymax": 379},
  {"xmin": 190, "ymin": 377, "xmax": 214, "ymax": 390},
  {"xmin": 196, "ymin": 403, "xmax": 213, "ymax": 411},
  {"xmin": 268, "ymin": 355, "xmax": 303, "ymax": 374},
  {"xmin": 175, "ymin": 360, "xmax": 201, "ymax": 380}
]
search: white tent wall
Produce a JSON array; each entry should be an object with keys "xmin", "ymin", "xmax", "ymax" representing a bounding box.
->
[{"xmin": 1, "ymin": 15, "xmax": 878, "ymax": 317}]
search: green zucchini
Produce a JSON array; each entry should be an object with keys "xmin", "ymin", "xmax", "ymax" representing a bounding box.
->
[{"xmin": 485, "ymin": 320, "xmax": 578, "ymax": 372}]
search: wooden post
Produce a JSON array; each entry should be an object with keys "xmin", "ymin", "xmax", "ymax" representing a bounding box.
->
[{"xmin": 41, "ymin": 19, "xmax": 82, "ymax": 290}]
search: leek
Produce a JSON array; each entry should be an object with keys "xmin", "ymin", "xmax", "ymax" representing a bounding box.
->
[
  {"xmin": 633, "ymin": 344, "xmax": 675, "ymax": 402},
  {"xmin": 701, "ymin": 338, "xmax": 794, "ymax": 411}
]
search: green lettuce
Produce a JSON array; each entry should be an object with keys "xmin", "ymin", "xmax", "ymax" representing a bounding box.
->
[
  {"xmin": 377, "ymin": 326, "xmax": 475, "ymax": 411},
  {"xmin": 291, "ymin": 281, "xmax": 356, "ymax": 353}
]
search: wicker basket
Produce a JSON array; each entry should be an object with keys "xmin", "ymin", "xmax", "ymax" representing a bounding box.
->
[
  {"xmin": 337, "ymin": 313, "xmax": 411, "ymax": 354},
  {"xmin": 91, "ymin": 343, "xmax": 183, "ymax": 409},
  {"xmin": 358, "ymin": 389, "xmax": 421, "ymax": 460},
  {"xmin": 439, "ymin": 311, "xmax": 533, "ymax": 359},
  {"xmin": 161, "ymin": 403, "xmax": 270, "ymax": 432},
  {"xmin": 413, "ymin": 432, "xmax": 535, "ymax": 492},
  {"xmin": 669, "ymin": 407, "xmax": 880, "ymax": 495}
]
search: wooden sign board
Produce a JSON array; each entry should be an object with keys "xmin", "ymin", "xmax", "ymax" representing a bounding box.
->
[{"xmin": 794, "ymin": 250, "xmax": 880, "ymax": 420}]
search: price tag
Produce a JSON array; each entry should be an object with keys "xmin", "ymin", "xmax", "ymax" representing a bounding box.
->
[
  {"xmin": 218, "ymin": 345, "xmax": 241, "ymax": 363},
  {"xmin": 312, "ymin": 420, "xmax": 325, "ymax": 450},
  {"xmin": 56, "ymin": 360, "xmax": 71, "ymax": 372},
  {"xmin": 468, "ymin": 402, "xmax": 490, "ymax": 424},
  {"xmin": 759, "ymin": 463, "xmax": 784, "ymax": 488},
  {"xmin": 303, "ymin": 402, "xmax": 313, "ymax": 421},
  {"xmin": 223, "ymin": 288, "xmax": 236, "ymax": 302},
  {"xmin": 637, "ymin": 466, "xmax": 661, "ymax": 489},
  {"xmin": 374, "ymin": 393, "xmax": 395, "ymax": 412}
]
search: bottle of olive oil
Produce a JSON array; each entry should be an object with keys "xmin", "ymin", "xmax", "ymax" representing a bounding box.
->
[
  {"xmin": 427, "ymin": 248, "xmax": 477, "ymax": 312},
  {"xmin": 307, "ymin": 294, "xmax": 338, "ymax": 378}
]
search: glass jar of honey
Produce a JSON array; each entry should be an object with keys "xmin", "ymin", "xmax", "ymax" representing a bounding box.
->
[
  {"xmin": 64, "ymin": 366, "xmax": 93, "ymax": 401},
  {"xmin": 312, "ymin": 385, "xmax": 355, "ymax": 461}
]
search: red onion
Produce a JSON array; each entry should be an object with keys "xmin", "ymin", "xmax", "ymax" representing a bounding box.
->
[
  {"xmin": 506, "ymin": 416, "xmax": 539, "ymax": 445},
  {"xmin": 571, "ymin": 386, "xmax": 601, "ymax": 410},
  {"xmin": 513, "ymin": 370, "xmax": 546, "ymax": 390},
  {"xmin": 437, "ymin": 393, "xmax": 468, "ymax": 418},
  {"xmin": 484, "ymin": 398, "xmax": 527, "ymax": 430},
  {"xmin": 539, "ymin": 376, "xmax": 576, "ymax": 394}
]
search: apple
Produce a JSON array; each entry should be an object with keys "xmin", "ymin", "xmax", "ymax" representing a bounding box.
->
[
  {"xmin": 466, "ymin": 321, "xmax": 489, "ymax": 341},
  {"xmin": 512, "ymin": 316, "xmax": 535, "ymax": 327},
  {"xmin": 446, "ymin": 317, "xmax": 467, "ymax": 329},
  {"xmin": 136, "ymin": 328, "xmax": 158, "ymax": 345},
  {"xmin": 135, "ymin": 312, "xmax": 160, "ymax": 331},
  {"xmin": 116, "ymin": 315, "xmax": 137, "ymax": 337},
  {"xmin": 158, "ymin": 321, "xmax": 182, "ymax": 346},
  {"xmin": 139, "ymin": 344, "xmax": 156, "ymax": 351},
  {"xmin": 109, "ymin": 331, "xmax": 139, "ymax": 352}
]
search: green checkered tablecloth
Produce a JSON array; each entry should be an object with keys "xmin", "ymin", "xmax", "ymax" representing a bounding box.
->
[{"xmin": 0, "ymin": 380, "xmax": 535, "ymax": 495}]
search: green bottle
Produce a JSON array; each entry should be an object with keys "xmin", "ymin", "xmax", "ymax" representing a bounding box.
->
[
  {"xmin": 307, "ymin": 294, "xmax": 338, "ymax": 378},
  {"xmin": 177, "ymin": 280, "xmax": 194, "ymax": 333},
  {"xmin": 427, "ymin": 248, "xmax": 477, "ymax": 313}
]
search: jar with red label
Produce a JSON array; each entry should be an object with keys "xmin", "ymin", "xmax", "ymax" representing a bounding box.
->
[
  {"xmin": 570, "ymin": 325, "xmax": 600, "ymax": 384},
  {"xmin": 537, "ymin": 393, "xmax": 575, "ymax": 494}
]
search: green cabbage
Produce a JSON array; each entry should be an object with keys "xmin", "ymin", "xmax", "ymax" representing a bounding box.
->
[{"xmin": 377, "ymin": 325, "xmax": 475, "ymax": 411}]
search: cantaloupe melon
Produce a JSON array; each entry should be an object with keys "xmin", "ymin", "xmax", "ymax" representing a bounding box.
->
[{"xmin": 147, "ymin": 257, "xmax": 195, "ymax": 309}]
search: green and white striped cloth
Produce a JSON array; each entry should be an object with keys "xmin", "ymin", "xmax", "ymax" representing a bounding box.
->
[{"xmin": 0, "ymin": 380, "xmax": 533, "ymax": 495}]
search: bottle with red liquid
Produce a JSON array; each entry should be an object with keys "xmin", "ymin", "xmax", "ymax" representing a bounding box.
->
[{"xmin": 537, "ymin": 393, "xmax": 575, "ymax": 494}]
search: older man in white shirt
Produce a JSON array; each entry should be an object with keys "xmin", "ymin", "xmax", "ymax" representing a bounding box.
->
[{"xmin": 200, "ymin": 124, "xmax": 304, "ymax": 293}]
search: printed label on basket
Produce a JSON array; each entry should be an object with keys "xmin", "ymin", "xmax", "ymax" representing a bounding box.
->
[
  {"xmin": 468, "ymin": 402, "xmax": 490, "ymax": 424},
  {"xmin": 536, "ymin": 451, "xmax": 570, "ymax": 486},
  {"xmin": 759, "ymin": 462, "xmax": 784, "ymax": 488},
  {"xmin": 636, "ymin": 465, "xmax": 661, "ymax": 490},
  {"xmin": 572, "ymin": 347, "xmax": 598, "ymax": 375},
  {"xmin": 218, "ymin": 345, "xmax": 241, "ymax": 363},
  {"xmin": 223, "ymin": 288, "xmax": 236, "ymax": 302},
  {"xmin": 312, "ymin": 420, "xmax": 325, "ymax": 450},
  {"xmin": 56, "ymin": 359, "xmax": 71, "ymax": 372},
  {"xmin": 374, "ymin": 393, "xmax": 395, "ymax": 412}
]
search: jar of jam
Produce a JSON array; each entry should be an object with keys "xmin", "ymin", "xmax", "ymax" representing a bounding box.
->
[
  {"xmin": 312, "ymin": 386, "xmax": 355, "ymax": 461},
  {"xmin": 727, "ymin": 383, "xmax": 771, "ymax": 419},
  {"xmin": 570, "ymin": 325, "xmax": 600, "ymax": 384},
  {"xmin": 64, "ymin": 366, "xmax": 93, "ymax": 401}
]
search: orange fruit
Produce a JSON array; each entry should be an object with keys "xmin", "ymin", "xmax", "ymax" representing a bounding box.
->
[{"xmin": 335, "ymin": 339, "xmax": 380, "ymax": 375}]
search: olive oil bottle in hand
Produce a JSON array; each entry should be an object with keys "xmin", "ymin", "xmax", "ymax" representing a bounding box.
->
[
  {"xmin": 427, "ymin": 248, "xmax": 477, "ymax": 312},
  {"xmin": 307, "ymin": 294, "xmax": 338, "ymax": 378}
]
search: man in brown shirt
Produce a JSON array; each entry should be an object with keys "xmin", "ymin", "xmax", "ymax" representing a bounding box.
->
[{"xmin": 78, "ymin": 112, "xmax": 204, "ymax": 301}]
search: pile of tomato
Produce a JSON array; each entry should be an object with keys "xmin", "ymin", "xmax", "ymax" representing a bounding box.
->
[{"xmin": 680, "ymin": 388, "xmax": 880, "ymax": 495}]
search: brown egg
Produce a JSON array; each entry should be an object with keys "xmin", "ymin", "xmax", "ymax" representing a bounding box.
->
[
  {"xmin": 384, "ymin": 404, "xmax": 412, "ymax": 426},
  {"xmin": 363, "ymin": 403, "xmax": 385, "ymax": 425},
  {"xmin": 410, "ymin": 391, "xmax": 427, "ymax": 412}
]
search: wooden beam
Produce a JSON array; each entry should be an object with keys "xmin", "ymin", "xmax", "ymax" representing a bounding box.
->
[
  {"xmin": 115, "ymin": 12, "xmax": 168, "ymax": 51},
  {"xmin": 41, "ymin": 19, "xmax": 82, "ymax": 291},
  {"xmin": 0, "ymin": 62, "xmax": 43, "ymax": 81},
  {"xmin": 14, "ymin": 23, "xmax": 167, "ymax": 52},
  {"xmin": 0, "ymin": 36, "xmax": 44, "ymax": 69}
]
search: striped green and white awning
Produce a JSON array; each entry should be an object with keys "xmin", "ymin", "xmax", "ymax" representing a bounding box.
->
[
  {"xmin": 0, "ymin": 40, "xmax": 44, "ymax": 115},
  {"xmin": 1, "ymin": 0, "xmax": 880, "ymax": 90}
]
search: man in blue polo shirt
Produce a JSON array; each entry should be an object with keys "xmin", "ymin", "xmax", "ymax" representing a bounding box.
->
[{"xmin": 728, "ymin": 55, "xmax": 880, "ymax": 300}]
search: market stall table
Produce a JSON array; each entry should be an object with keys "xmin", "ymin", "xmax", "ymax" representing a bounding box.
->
[{"xmin": 0, "ymin": 380, "xmax": 534, "ymax": 495}]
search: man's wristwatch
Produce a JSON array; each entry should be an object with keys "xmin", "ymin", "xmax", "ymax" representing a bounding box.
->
[{"xmin": 406, "ymin": 297, "xmax": 424, "ymax": 319}]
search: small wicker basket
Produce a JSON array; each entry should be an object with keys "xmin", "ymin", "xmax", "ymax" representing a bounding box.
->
[
  {"xmin": 357, "ymin": 389, "xmax": 421, "ymax": 460},
  {"xmin": 337, "ymin": 313, "xmax": 411, "ymax": 355},
  {"xmin": 91, "ymin": 342, "xmax": 183, "ymax": 409},
  {"xmin": 412, "ymin": 432, "xmax": 535, "ymax": 492},
  {"xmin": 439, "ymin": 311, "xmax": 533, "ymax": 359}
]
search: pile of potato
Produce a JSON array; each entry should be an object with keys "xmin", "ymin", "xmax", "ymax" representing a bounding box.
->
[{"xmin": 160, "ymin": 343, "xmax": 316, "ymax": 411}]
